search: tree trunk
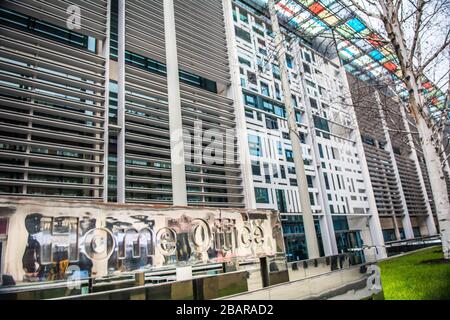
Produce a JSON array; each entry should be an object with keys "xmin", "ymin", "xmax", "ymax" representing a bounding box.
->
[
  {"xmin": 416, "ymin": 117, "xmax": 450, "ymax": 259},
  {"xmin": 380, "ymin": 0, "xmax": 450, "ymax": 259}
]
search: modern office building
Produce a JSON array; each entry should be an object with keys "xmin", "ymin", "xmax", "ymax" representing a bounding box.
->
[
  {"xmin": 0, "ymin": 0, "xmax": 445, "ymax": 281},
  {"xmin": 225, "ymin": 0, "xmax": 384, "ymax": 261},
  {"xmin": 348, "ymin": 75, "xmax": 439, "ymax": 242},
  {"xmin": 0, "ymin": 0, "xmax": 244, "ymax": 207}
]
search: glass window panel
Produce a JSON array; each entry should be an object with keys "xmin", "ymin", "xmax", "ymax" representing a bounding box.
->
[
  {"xmin": 347, "ymin": 18, "xmax": 367, "ymax": 32},
  {"xmin": 323, "ymin": 13, "xmax": 339, "ymax": 26},
  {"xmin": 309, "ymin": 2, "xmax": 325, "ymax": 14}
]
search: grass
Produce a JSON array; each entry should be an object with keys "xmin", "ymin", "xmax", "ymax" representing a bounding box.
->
[{"xmin": 379, "ymin": 246, "xmax": 450, "ymax": 300}]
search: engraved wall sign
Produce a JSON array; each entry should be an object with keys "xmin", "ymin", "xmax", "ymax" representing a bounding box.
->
[{"xmin": 2, "ymin": 200, "xmax": 285, "ymax": 283}]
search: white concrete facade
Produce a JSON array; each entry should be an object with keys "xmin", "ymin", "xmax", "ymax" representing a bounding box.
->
[{"xmin": 226, "ymin": 0, "xmax": 385, "ymax": 260}]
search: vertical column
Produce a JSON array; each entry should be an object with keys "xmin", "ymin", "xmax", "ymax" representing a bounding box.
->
[
  {"xmin": 164, "ymin": 0, "xmax": 188, "ymax": 206},
  {"xmin": 116, "ymin": 0, "xmax": 126, "ymax": 203},
  {"xmin": 347, "ymin": 90, "xmax": 387, "ymax": 259},
  {"xmin": 222, "ymin": 0, "xmax": 256, "ymax": 209},
  {"xmin": 399, "ymin": 103, "xmax": 437, "ymax": 236},
  {"xmin": 268, "ymin": 0, "xmax": 320, "ymax": 258},
  {"xmin": 103, "ymin": 0, "xmax": 112, "ymax": 202},
  {"xmin": 374, "ymin": 92, "xmax": 414, "ymax": 239},
  {"xmin": 293, "ymin": 44, "xmax": 337, "ymax": 256}
]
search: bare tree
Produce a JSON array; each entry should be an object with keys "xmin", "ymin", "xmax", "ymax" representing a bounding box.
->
[{"xmin": 345, "ymin": 0, "xmax": 450, "ymax": 259}]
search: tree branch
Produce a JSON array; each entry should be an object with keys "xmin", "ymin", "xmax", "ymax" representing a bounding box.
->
[
  {"xmin": 416, "ymin": 34, "xmax": 450, "ymax": 77},
  {"xmin": 347, "ymin": 0, "xmax": 382, "ymax": 19},
  {"xmin": 409, "ymin": 0, "xmax": 425, "ymax": 62}
]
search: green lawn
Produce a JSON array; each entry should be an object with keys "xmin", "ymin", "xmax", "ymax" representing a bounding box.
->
[{"xmin": 379, "ymin": 246, "xmax": 450, "ymax": 300}]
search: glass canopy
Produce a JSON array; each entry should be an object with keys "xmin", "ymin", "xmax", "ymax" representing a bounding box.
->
[{"xmin": 247, "ymin": 0, "xmax": 448, "ymax": 115}]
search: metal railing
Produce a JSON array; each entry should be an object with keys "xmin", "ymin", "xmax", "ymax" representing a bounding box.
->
[{"xmin": 383, "ymin": 235, "xmax": 441, "ymax": 256}]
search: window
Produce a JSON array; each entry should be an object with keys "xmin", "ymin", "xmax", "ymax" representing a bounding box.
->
[
  {"xmin": 264, "ymin": 163, "xmax": 271, "ymax": 183},
  {"xmin": 181, "ymin": 72, "xmax": 218, "ymax": 93},
  {"xmin": 255, "ymin": 187, "xmax": 270, "ymax": 203},
  {"xmin": 276, "ymin": 190, "xmax": 287, "ymax": 213},
  {"xmin": 305, "ymin": 79, "xmax": 316, "ymax": 88},
  {"xmin": 383, "ymin": 229, "xmax": 397, "ymax": 242},
  {"xmin": 309, "ymin": 192, "xmax": 315, "ymax": 205},
  {"xmin": 280, "ymin": 165, "xmax": 286, "ymax": 179},
  {"xmin": 274, "ymin": 105, "xmax": 285, "ymax": 118},
  {"xmin": 318, "ymin": 144, "xmax": 324, "ymax": 158},
  {"xmin": 307, "ymin": 176, "xmax": 314, "ymax": 188},
  {"xmin": 398, "ymin": 228, "xmax": 406, "ymax": 240},
  {"xmin": 235, "ymin": 26, "xmax": 251, "ymax": 43},
  {"xmin": 304, "ymin": 52, "xmax": 312, "ymax": 63},
  {"xmin": 260, "ymin": 81, "xmax": 270, "ymax": 96},
  {"xmin": 251, "ymin": 160, "xmax": 261, "ymax": 176},
  {"xmin": 248, "ymin": 134, "xmax": 262, "ymax": 156},
  {"xmin": 333, "ymin": 216, "xmax": 349, "ymax": 231},
  {"xmin": 262, "ymin": 100, "xmax": 274, "ymax": 113},
  {"xmin": 292, "ymin": 95, "xmax": 298, "ymax": 107},
  {"xmin": 243, "ymin": 92, "xmax": 257, "ymax": 107},
  {"xmin": 110, "ymin": 0, "xmax": 119, "ymax": 58},
  {"xmin": 265, "ymin": 116, "xmax": 278, "ymax": 130},
  {"xmin": 309, "ymin": 98, "xmax": 318, "ymax": 109},
  {"xmin": 109, "ymin": 81, "xmax": 118, "ymax": 125},
  {"xmin": 123, "ymin": 49, "xmax": 217, "ymax": 93},
  {"xmin": 286, "ymin": 55, "xmax": 293, "ymax": 68},
  {"xmin": 285, "ymin": 150, "xmax": 294, "ymax": 162},
  {"xmin": 277, "ymin": 141, "xmax": 283, "ymax": 155},
  {"xmin": 303, "ymin": 63, "xmax": 311, "ymax": 74},
  {"xmin": 245, "ymin": 108, "xmax": 254, "ymax": 119},
  {"xmin": 248, "ymin": 71, "xmax": 257, "ymax": 85},
  {"xmin": 272, "ymin": 164, "xmax": 279, "ymax": 178},
  {"xmin": 0, "ymin": 218, "xmax": 8, "ymax": 236},
  {"xmin": 240, "ymin": 11, "xmax": 249, "ymax": 23},
  {"xmin": 413, "ymin": 227, "xmax": 421, "ymax": 238},
  {"xmin": 257, "ymin": 59, "xmax": 264, "ymax": 73},
  {"xmin": 259, "ymin": 48, "xmax": 268, "ymax": 56},
  {"xmin": 313, "ymin": 115, "xmax": 330, "ymax": 132},
  {"xmin": 318, "ymin": 86, "xmax": 325, "ymax": 95},
  {"xmin": 299, "ymin": 132, "xmax": 306, "ymax": 144},
  {"xmin": 362, "ymin": 135, "xmax": 375, "ymax": 146},
  {"xmin": 257, "ymin": 112, "xmax": 262, "ymax": 121},
  {"xmin": 273, "ymin": 65, "xmax": 281, "ymax": 80},
  {"xmin": 275, "ymin": 83, "xmax": 281, "ymax": 100},
  {"xmin": 324, "ymin": 173, "xmax": 330, "ymax": 190},
  {"xmin": 238, "ymin": 57, "xmax": 252, "ymax": 68},
  {"xmin": 295, "ymin": 111, "xmax": 302, "ymax": 123},
  {"xmin": 253, "ymin": 27, "xmax": 265, "ymax": 37},
  {"xmin": 1, "ymin": 8, "xmax": 97, "ymax": 54}
]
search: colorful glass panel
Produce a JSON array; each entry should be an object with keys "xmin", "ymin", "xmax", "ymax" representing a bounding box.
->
[{"xmin": 347, "ymin": 18, "xmax": 366, "ymax": 32}]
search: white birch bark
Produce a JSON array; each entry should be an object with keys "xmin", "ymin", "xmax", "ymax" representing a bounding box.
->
[{"xmin": 379, "ymin": 0, "xmax": 450, "ymax": 259}]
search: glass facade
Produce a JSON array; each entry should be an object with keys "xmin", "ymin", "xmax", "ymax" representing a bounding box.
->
[{"xmin": 282, "ymin": 215, "xmax": 324, "ymax": 262}]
